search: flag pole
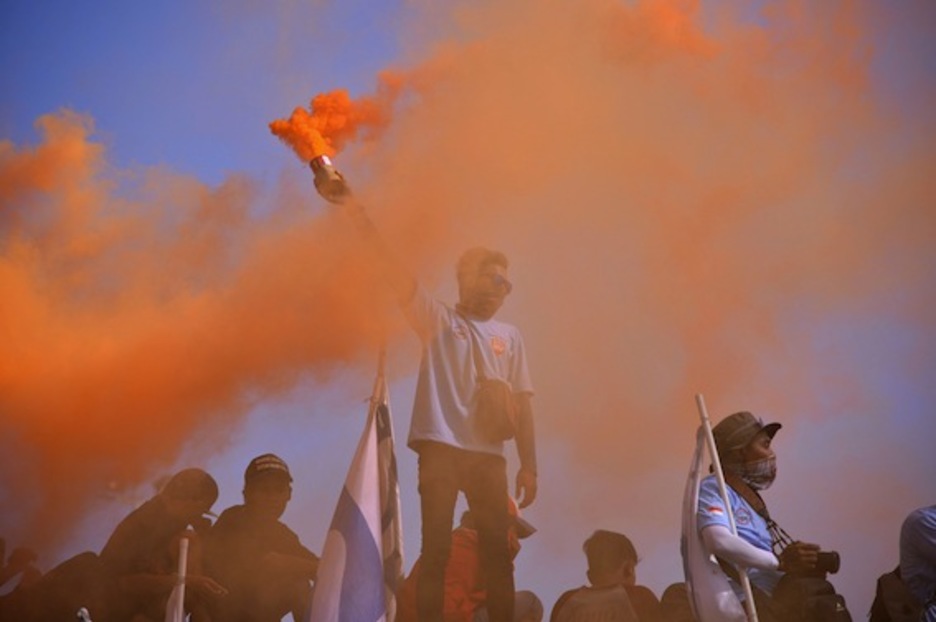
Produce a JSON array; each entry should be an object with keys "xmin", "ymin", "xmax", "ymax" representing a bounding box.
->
[
  {"xmin": 164, "ymin": 536, "xmax": 189, "ymax": 622},
  {"xmin": 695, "ymin": 393, "xmax": 759, "ymax": 622},
  {"xmin": 373, "ymin": 339, "xmax": 403, "ymax": 622},
  {"xmin": 371, "ymin": 342, "xmax": 387, "ymax": 405}
]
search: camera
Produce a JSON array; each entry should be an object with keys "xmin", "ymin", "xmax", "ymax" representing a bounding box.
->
[{"xmin": 815, "ymin": 550, "xmax": 840, "ymax": 575}]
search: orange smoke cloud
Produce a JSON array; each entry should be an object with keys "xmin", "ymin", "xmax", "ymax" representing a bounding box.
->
[
  {"xmin": 0, "ymin": 110, "xmax": 404, "ymax": 551},
  {"xmin": 4, "ymin": 2, "xmax": 934, "ymax": 617},
  {"xmin": 604, "ymin": 0, "xmax": 718, "ymax": 61},
  {"xmin": 314, "ymin": 0, "xmax": 933, "ymax": 612},
  {"xmin": 269, "ymin": 73, "xmax": 403, "ymax": 161}
]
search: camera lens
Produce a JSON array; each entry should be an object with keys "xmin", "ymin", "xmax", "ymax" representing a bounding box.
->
[{"xmin": 816, "ymin": 551, "xmax": 840, "ymax": 574}]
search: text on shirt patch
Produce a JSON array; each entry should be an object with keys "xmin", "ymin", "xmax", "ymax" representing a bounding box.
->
[{"xmin": 735, "ymin": 507, "xmax": 753, "ymax": 525}]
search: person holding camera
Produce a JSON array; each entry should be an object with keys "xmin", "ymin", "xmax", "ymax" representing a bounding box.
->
[{"xmin": 697, "ymin": 411, "xmax": 851, "ymax": 621}]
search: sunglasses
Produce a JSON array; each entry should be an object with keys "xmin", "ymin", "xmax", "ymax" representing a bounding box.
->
[{"xmin": 484, "ymin": 273, "xmax": 513, "ymax": 294}]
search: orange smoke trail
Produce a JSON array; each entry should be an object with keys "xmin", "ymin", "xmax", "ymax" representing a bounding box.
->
[
  {"xmin": 269, "ymin": 73, "xmax": 402, "ymax": 161},
  {"xmin": 4, "ymin": 4, "xmax": 934, "ymax": 618},
  {"xmin": 0, "ymin": 110, "xmax": 403, "ymax": 552},
  {"xmin": 603, "ymin": 0, "xmax": 719, "ymax": 61}
]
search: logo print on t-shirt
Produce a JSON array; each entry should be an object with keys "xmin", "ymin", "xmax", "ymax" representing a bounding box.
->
[
  {"xmin": 735, "ymin": 506, "xmax": 753, "ymax": 525},
  {"xmin": 490, "ymin": 335, "xmax": 507, "ymax": 355},
  {"xmin": 452, "ymin": 323, "xmax": 468, "ymax": 340}
]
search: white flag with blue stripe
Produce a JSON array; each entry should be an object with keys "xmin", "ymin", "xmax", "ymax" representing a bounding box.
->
[{"xmin": 309, "ymin": 375, "xmax": 404, "ymax": 622}]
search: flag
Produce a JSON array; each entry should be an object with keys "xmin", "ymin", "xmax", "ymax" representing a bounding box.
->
[
  {"xmin": 308, "ymin": 374, "xmax": 404, "ymax": 622},
  {"xmin": 376, "ymin": 387, "xmax": 405, "ymax": 622},
  {"xmin": 164, "ymin": 537, "xmax": 189, "ymax": 622},
  {"xmin": 680, "ymin": 426, "xmax": 747, "ymax": 622}
]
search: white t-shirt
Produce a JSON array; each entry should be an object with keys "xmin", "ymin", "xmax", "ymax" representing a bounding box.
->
[{"xmin": 403, "ymin": 285, "xmax": 533, "ymax": 455}]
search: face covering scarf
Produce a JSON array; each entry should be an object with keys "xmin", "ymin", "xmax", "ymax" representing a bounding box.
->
[
  {"xmin": 724, "ymin": 455, "xmax": 777, "ymax": 490},
  {"xmin": 741, "ymin": 456, "xmax": 777, "ymax": 491}
]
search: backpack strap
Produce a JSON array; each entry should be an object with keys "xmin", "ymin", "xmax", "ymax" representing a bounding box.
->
[
  {"xmin": 724, "ymin": 473, "xmax": 794, "ymax": 555},
  {"xmin": 724, "ymin": 472, "xmax": 769, "ymax": 519}
]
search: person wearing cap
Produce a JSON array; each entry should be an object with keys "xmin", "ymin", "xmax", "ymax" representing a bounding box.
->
[
  {"xmin": 696, "ymin": 411, "xmax": 821, "ymax": 620},
  {"xmin": 397, "ymin": 498, "xmax": 542, "ymax": 622},
  {"xmin": 336, "ymin": 199, "xmax": 538, "ymax": 622},
  {"xmin": 550, "ymin": 529, "xmax": 662, "ymax": 622},
  {"xmin": 204, "ymin": 453, "xmax": 319, "ymax": 622},
  {"xmin": 99, "ymin": 467, "xmax": 227, "ymax": 622}
]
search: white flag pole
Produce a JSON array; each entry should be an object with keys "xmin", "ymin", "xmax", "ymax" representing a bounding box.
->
[
  {"xmin": 373, "ymin": 345, "xmax": 387, "ymax": 405},
  {"xmin": 165, "ymin": 536, "xmax": 189, "ymax": 622},
  {"xmin": 695, "ymin": 393, "xmax": 759, "ymax": 622}
]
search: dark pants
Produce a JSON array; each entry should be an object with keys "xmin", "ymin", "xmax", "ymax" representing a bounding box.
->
[{"xmin": 416, "ymin": 442, "xmax": 514, "ymax": 622}]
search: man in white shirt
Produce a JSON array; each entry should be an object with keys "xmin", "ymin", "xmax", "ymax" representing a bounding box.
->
[{"xmin": 342, "ymin": 201, "xmax": 539, "ymax": 622}]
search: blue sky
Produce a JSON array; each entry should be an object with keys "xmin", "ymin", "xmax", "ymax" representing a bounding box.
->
[{"xmin": 1, "ymin": 1, "xmax": 403, "ymax": 183}]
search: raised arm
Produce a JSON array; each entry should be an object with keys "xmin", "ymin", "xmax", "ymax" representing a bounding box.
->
[
  {"xmin": 312, "ymin": 157, "xmax": 417, "ymax": 304},
  {"xmin": 340, "ymin": 199, "xmax": 416, "ymax": 304}
]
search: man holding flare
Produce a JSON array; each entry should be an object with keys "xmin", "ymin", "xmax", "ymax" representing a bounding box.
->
[{"xmin": 308, "ymin": 153, "xmax": 539, "ymax": 622}]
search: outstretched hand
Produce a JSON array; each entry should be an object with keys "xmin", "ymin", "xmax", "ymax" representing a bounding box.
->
[{"xmin": 515, "ymin": 468, "xmax": 538, "ymax": 509}]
